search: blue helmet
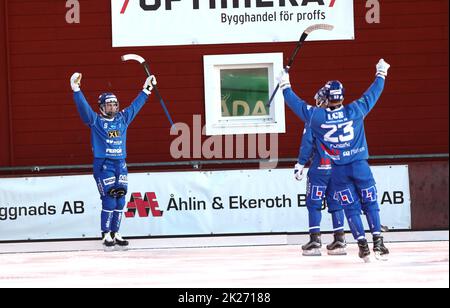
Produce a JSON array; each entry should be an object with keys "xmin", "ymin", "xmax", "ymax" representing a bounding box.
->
[
  {"xmin": 98, "ymin": 92, "xmax": 119, "ymax": 118},
  {"xmin": 324, "ymin": 80, "xmax": 345, "ymax": 103}
]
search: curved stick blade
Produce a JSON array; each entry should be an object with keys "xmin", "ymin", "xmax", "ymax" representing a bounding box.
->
[
  {"xmin": 304, "ymin": 24, "xmax": 334, "ymax": 35},
  {"xmin": 121, "ymin": 54, "xmax": 145, "ymax": 64}
]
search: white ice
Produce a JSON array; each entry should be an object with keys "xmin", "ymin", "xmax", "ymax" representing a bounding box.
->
[{"xmin": 0, "ymin": 237, "xmax": 448, "ymax": 288}]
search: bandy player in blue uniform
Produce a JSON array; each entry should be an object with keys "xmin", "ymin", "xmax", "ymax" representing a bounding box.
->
[
  {"xmin": 279, "ymin": 59, "xmax": 391, "ymax": 261},
  {"xmin": 70, "ymin": 72, "xmax": 157, "ymax": 248},
  {"xmin": 294, "ymin": 88, "xmax": 346, "ymax": 256}
]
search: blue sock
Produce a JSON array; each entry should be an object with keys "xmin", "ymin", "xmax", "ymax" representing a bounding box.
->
[
  {"xmin": 346, "ymin": 214, "xmax": 365, "ymax": 240},
  {"xmin": 308, "ymin": 208, "xmax": 322, "ymax": 233},
  {"xmin": 110, "ymin": 197, "xmax": 126, "ymax": 233},
  {"xmin": 365, "ymin": 209, "xmax": 381, "ymax": 235},
  {"xmin": 101, "ymin": 210, "xmax": 113, "ymax": 232},
  {"xmin": 111, "ymin": 210, "xmax": 123, "ymax": 233},
  {"xmin": 331, "ymin": 210, "xmax": 345, "ymax": 231}
]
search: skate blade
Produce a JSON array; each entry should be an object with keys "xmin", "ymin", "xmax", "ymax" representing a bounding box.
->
[
  {"xmin": 362, "ymin": 256, "xmax": 371, "ymax": 263},
  {"xmin": 114, "ymin": 245, "xmax": 129, "ymax": 251},
  {"xmin": 103, "ymin": 245, "xmax": 115, "ymax": 252},
  {"xmin": 302, "ymin": 249, "xmax": 321, "ymax": 256},
  {"xmin": 327, "ymin": 248, "xmax": 347, "ymax": 256},
  {"xmin": 374, "ymin": 252, "xmax": 388, "ymax": 261}
]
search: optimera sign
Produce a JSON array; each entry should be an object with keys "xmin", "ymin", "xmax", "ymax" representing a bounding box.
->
[{"xmin": 112, "ymin": 0, "xmax": 355, "ymax": 47}]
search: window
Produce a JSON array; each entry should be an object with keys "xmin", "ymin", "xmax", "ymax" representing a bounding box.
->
[{"xmin": 204, "ymin": 53, "xmax": 285, "ymax": 136}]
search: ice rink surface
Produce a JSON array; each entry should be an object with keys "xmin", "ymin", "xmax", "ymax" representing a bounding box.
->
[{"xmin": 0, "ymin": 233, "xmax": 448, "ymax": 288}]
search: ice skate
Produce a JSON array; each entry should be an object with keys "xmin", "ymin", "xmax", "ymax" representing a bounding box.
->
[
  {"xmin": 102, "ymin": 232, "xmax": 115, "ymax": 251},
  {"xmin": 301, "ymin": 233, "xmax": 322, "ymax": 256},
  {"xmin": 326, "ymin": 231, "xmax": 347, "ymax": 255},
  {"xmin": 358, "ymin": 238, "xmax": 371, "ymax": 263},
  {"xmin": 112, "ymin": 232, "xmax": 129, "ymax": 250},
  {"xmin": 373, "ymin": 235, "xmax": 389, "ymax": 261}
]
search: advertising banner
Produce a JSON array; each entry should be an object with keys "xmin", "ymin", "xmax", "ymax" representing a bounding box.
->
[
  {"xmin": 112, "ymin": 0, "xmax": 355, "ymax": 47},
  {"xmin": 0, "ymin": 165, "xmax": 410, "ymax": 241}
]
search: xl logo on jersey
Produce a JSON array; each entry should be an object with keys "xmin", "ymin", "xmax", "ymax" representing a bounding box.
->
[
  {"xmin": 336, "ymin": 189, "xmax": 354, "ymax": 206},
  {"xmin": 108, "ymin": 130, "xmax": 121, "ymax": 138},
  {"xmin": 125, "ymin": 192, "xmax": 164, "ymax": 218}
]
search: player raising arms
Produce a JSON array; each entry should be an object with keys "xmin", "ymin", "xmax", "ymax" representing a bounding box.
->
[
  {"xmin": 280, "ymin": 59, "xmax": 391, "ymax": 261},
  {"xmin": 70, "ymin": 72, "xmax": 157, "ymax": 249},
  {"xmin": 295, "ymin": 87, "xmax": 346, "ymax": 256}
]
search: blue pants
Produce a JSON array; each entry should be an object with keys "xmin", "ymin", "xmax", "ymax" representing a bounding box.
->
[
  {"xmin": 93, "ymin": 158, "xmax": 128, "ymax": 233},
  {"xmin": 332, "ymin": 160, "xmax": 381, "ymax": 240},
  {"xmin": 306, "ymin": 172, "xmax": 344, "ymax": 234}
]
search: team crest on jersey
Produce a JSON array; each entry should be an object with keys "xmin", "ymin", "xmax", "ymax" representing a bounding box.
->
[
  {"xmin": 310, "ymin": 185, "xmax": 327, "ymax": 201},
  {"xmin": 361, "ymin": 186, "xmax": 377, "ymax": 202},
  {"xmin": 108, "ymin": 130, "xmax": 120, "ymax": 138},
  {"xmin": 336, "ymin": 189, "xmax": 354, "ymax": 206}
]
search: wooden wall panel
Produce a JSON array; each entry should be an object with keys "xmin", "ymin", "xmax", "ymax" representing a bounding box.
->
[{"xmin": 1, "ymin": 0, "xmax": 448, "ymax": 168}]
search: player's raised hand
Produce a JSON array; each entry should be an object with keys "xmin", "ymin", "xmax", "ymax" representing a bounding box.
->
[
  {"xmin": 143, "ymin": 75, "xmax": 157, "ymax": 95},
  {"xmin": 70, "ymin": 72, "xmax": 82, "ymax": 92},
  {"xmin": 376, "ymin": 59, "xmax": 390, "ymax": 79},
  {"xmin": 277, "ymin": 68, "xmax": 291, "ymax": 91}
]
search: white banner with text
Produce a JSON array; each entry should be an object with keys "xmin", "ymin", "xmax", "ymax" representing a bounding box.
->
[
  {"xmin": 112, "ymin": 0, "xmax": 355, "ymax": 47},
  {"xmin": 0, "ymin": 165, "xmax": 410, "ymax": 241}
]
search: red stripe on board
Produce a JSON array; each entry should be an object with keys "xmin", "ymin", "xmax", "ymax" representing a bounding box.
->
[{"xmin": 120, "ymin": 0, "xmax": 130, "ymax": 14}]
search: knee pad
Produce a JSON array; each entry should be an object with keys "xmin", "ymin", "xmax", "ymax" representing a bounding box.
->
[
  {"xmin": 326, "ymin": 198, "xmax": 342, "ymax": 213},
  {"xmin": 306, "ymin": 200, "xmax": 323, "ymax": 211},
  {"xmin": 343, "ymin": 207, "xmax": 362, "ymax": 218},
  {"xmin": 116, "ymin": 196, "xmax": 126, "ymax": 211},
  {"xmin": 101, "ymin": 195, "xmax": 116, "ymax": 211}
]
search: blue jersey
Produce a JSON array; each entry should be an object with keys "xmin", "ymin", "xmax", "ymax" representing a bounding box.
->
[
  {"xmin": 285, "ymin": 77, "xmax": 385, "ymax": 165},
  {"xmin": 73, "ymin": 90, "xmax": 149, "ymax": 159},
  {"xmin": 298, "ymin": 124, "xmax": 332, "ymax": 174}
]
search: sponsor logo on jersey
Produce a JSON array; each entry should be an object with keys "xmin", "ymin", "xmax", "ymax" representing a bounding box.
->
[
  {"xmin": 108, "ymin": 130, "xmax": 121, "ymax": 138},
  {"xmin": 321, "ymin": 144, "xmax": 340, "ymax": 160},
  {"xmin": 330, "ymin": 142, "xmax": 351, "ymax": 149},
  {"xmin": 118, "ymin": 175, "xmax": 128, "ymax": 184},
  {"xmin": 343, "ymin": 146, "xmax": 366, "ymax": 157},
  {"xmin": 327, "ymin": 111, "xmax": 345, "ymax": 121},
  {"xmin": 106, "ymin": 148, "xmax": 123, "ymax": 154},
  {"xmin": 318, "ymin": 158, "xmax": 332, "ymax": 170},
  {"xmin": 103, "ymin": 177, "xmax": 116, "ymax": 186}
]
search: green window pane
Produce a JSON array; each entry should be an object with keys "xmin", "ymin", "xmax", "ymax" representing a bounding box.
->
[{"xmin": 220, "ymin": 68, "xmax": 269, "ymax": 117}]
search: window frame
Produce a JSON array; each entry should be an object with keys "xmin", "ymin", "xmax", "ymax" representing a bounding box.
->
[{"xmin": 203, "ymin": 53, "xmax": 286, "ymax": 136}]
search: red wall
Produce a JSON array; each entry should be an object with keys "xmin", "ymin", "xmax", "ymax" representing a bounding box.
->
[{"xmin": 0, "ymin": 0, "xmax": 448, "ymax": 169}]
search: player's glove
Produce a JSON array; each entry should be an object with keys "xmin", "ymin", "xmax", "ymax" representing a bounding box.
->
[
  {"xmin": 376, "ymin": 59, "xmax": 390, "ymax": 79},
  {"xmin": 143, "ymin": 75, "xmax": 157, "ymax": 95},
  {"xmin": 294, "ymin": 163, "xmax": 305, "ymax": 181},
  {"xmin": 70, "ymin": 72, "xmax": 82, "ymax": 92},
  {"xmin": 277, "ymin": 67, "xmax": 291, "ymax": 91}
]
